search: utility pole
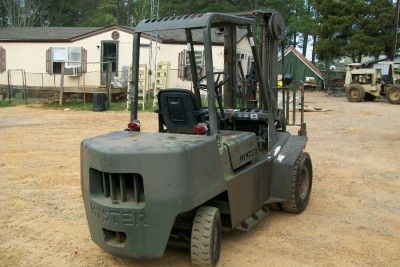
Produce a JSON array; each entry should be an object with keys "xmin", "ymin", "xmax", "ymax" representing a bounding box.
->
[
  {"xmin": 148, "ymin": 0, "xmax": 159, "ymax": 107},
  {"xmin": 59, "ymin": 62, "xmax": 65, "ymax": 106},
  {"xmin": 148, "ymin": 0, "xmax": 159, "ymax": 94},
  {"xmin": 393, "ymin": 0, "xmax": 400, "ymax": 60}
]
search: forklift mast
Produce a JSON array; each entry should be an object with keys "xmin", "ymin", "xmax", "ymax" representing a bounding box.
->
[
  {"xmin": 231, "ymin": 10, "xmax": 286, "ymax": 146},
  {"xmin": 228, "ymin": 10, "xmax": 285, "ymax": 113}
]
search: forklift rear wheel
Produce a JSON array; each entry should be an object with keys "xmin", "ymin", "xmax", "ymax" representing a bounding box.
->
[
  {"xmin": 346, "ymin": 85, "xmax": 365, "ymax": 102},
  {"xmin": 281, "ymin": 152, "xmax": 313, "ymax": 213},
  {"xmin": 191, "ymin": 206, "xmax": 221, "ymax": 267},
  {"xmin": 364, "ymin": 93, "xmax": 376, "ymax": 102},
  {"xmin": 387, "ymin": 86, "xmax": 400, "ymax": 104}
]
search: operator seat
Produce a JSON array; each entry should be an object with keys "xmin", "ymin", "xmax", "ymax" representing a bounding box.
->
[{"xmin": 157, "ymin": 89, "xmax": 205, "ymax": 134}]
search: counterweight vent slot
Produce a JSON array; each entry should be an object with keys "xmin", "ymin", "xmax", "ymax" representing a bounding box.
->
[{"xmin": 90, "ymin": 169, "xmax": 144, "ymax": 203}]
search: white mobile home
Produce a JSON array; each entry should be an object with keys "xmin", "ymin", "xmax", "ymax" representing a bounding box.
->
[{"xmin": 0, "ymin": 25, "xmax": 251, "ymax": 96}]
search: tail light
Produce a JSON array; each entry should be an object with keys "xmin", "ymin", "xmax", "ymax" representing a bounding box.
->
[
  {"xmin": 192, "ymin": 123, "xmax": 207, "ymax": 135},
  {"xmin": 127, "ymin": 120, "xmax": 141, "ymax": 131}
]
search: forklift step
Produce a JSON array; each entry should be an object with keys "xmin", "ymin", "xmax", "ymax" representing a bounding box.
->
[{"xmin": 235, "ymin": 205, "xmax": 270, "ymax": 232}]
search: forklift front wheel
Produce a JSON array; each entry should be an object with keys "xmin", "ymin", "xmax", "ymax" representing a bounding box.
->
[
  {"xmin": 281, "ymin": 152, "xmax": 313, "ymax": 213},
  {"xmin": 191, "ymin": 206, "xmax": 221, "ymax": 267}
]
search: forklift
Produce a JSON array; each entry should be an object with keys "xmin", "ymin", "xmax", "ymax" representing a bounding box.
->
[{"xmin": 81, "ymin": 10, "xmax": 312, "ymax": 267}]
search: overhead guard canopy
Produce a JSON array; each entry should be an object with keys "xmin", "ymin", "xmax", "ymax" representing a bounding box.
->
[
  {"xmin": 231, "ymin": 9, "xmax": 278, "ymax": 18},
  {"xmin": 135, "ymin": 13, "xmax": 255, "ymax": 33}
]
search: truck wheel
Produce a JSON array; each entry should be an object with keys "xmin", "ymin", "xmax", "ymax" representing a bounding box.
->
[
  {"xmin": 191, "ymin": 206, "xmax": 221, "ymax": 267},
  {"xmin": 346, "ymin": 84, "xmax": 365, "ymax": 102},
  {"xmin": 387, "ymin": 86, "xmax": 400, "ymax": 104},
  {"xmin": 281, "ymin": 152, "xmax": 313, "ymax": 213},
  {"xmin": 364, "ymin": 93, "xmax": 376, "ymax": 102}
]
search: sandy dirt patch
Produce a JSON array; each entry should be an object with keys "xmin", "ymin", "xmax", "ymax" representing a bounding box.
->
[{"xmin": 0, "ymin": 92, "xmax": 399, "ymax": 266}]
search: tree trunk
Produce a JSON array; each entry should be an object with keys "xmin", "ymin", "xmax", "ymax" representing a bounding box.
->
[
  {"xmin": 293, "ymin": 33, "xmax": 297, "ymax": 47},
  {"xmin": 303, "ymin": 1, "xmax": 311, "ymax": 57},
  {"xmin": 351, "ymin": 54, "xmax": 356, "ymax": 63},
  {"xmin": 117, "ymin": 0, "xmax": 122, "ymax": 24},
  {"xmin": 4, "ymin": 0, "xmax": 45, "ymax": 27},
  {"xmin": 357, "ymin": 53, "xmax": 362, "ymax": 63},
  {"xmin": 302, "ymin": 33, "xmax": 309, "ymax": 57},
  {"xmin": 325, "ymin": 61, "xmax": 331, "ymax": 90},
  {"xmin": 311, "ymin": 35, "xmax": 316, "ymax": 63}
]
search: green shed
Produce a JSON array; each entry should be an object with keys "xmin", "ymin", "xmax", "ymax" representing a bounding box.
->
[{"xmin": 278, "ymin": 47, "xmax": 325, "ymax": 89}]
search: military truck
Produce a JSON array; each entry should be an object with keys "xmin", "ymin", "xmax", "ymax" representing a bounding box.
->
[
  {"xmin": 345, "ymin": 62, "xmax": 400, "ymax": 104},
  {"xmin": 81, "ymin": 10, "xmax": 313, "ymax": 266}
]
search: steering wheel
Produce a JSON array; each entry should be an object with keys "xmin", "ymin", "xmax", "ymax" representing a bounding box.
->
[{"xmin": 198, "ymin": 72, "xmax": 230, "ymax": 95}]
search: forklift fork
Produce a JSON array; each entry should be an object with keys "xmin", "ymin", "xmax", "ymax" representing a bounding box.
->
[{"xmin": 278, "ymin": 82, "xmax": 307, "ymax": 136}]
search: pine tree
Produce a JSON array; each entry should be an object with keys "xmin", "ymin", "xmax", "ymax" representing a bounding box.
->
[{"xmin": 314, "ymin": 0, "xmax": 397, "ymax": 62}]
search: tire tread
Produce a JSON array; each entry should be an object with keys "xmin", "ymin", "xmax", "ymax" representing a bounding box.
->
[
  {"xmin": 281, "ymin": 152, "xmax": 312, "ymax": 213},
  {"xmin": 191, "ymin": 206, "xmax": 220, "ymax": 267}
]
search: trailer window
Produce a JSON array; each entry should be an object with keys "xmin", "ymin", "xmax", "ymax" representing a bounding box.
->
[
  {"xmin": 178, "ymin": 49, "xmax": 204, "ymax": 81},
  {"xmin": 52, "ymin": 48, "xmax": 65, "ymax": 74},
  {"xmin": 68, "ymin": 47, "xmax": 82, "ymax": 67},
  {"xmin": 46, "ymin": 47, "xmax": 84, "ymax": 74}
]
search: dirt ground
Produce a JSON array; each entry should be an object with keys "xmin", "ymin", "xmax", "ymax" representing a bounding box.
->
[{"xmin": 1, "ymin": 92, "xmax": 399, "ymax": 266}]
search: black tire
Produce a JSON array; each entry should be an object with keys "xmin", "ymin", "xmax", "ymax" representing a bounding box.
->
[
  {"xmin": 387, "ymin": 86, "xmax": 400, "ymax": 104},
  {"xmin": 281, "ymin": 152, "xmax": 313, "ymax": 213},
  {"xmin": 346, "ymin": 84, "xmax": 365, "ymax": 102},
  {"xmin": 364, "ymin": 93, "xmax": 377, "ymax": 102},
  {"xmin": 191, "ymin": 206, "xmax": 221, "ymax": 267}
]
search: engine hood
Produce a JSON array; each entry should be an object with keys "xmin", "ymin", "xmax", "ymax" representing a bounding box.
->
[{"xmin": 83, "ymin": 131, "xmax": 214, "ymax": 155}]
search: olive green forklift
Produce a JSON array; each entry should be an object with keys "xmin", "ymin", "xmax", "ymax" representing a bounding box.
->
[{"xmin": 81, "ymin": 10, "xmax": 312, "ymax": 267}]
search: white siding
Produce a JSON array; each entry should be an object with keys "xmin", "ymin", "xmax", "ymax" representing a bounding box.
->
[
  {"xmin": 155, "ymin": 42, "xmax": 224, "ymax": 89},
  {"xmin": 0, "ymin": 29, "xmax": 148, "ymax": 87},
  {"xmin": 0, "ymin": 29, "xmax": 252, "ymax": 91},
  {"xmin": 236, "ymin": 37, "xmax": 252, "ymax": 75}
]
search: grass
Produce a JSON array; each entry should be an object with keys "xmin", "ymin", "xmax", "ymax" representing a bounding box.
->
[
  {"xmin": 0, "ymin": 98, "xmax": 157, "ymax": 113},
  {"xmin": 0, "ymin": 100, "xmax": 16, "ymax": 108},
  {"xmin": 0, "ymin": 98, "xmax": 26, "ymax": 108},
  {"xmin": 42, "ymin": 100, "xmax": 127, "ymax": 111},
  {"xmin": 1, "ymin": 94, "xmax": 208, "ymax": 112}
]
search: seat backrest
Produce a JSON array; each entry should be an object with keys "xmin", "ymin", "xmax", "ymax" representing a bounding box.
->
[{"xmin": 157, "ymin": 89, "xmax": 202, "ymax": 134}]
